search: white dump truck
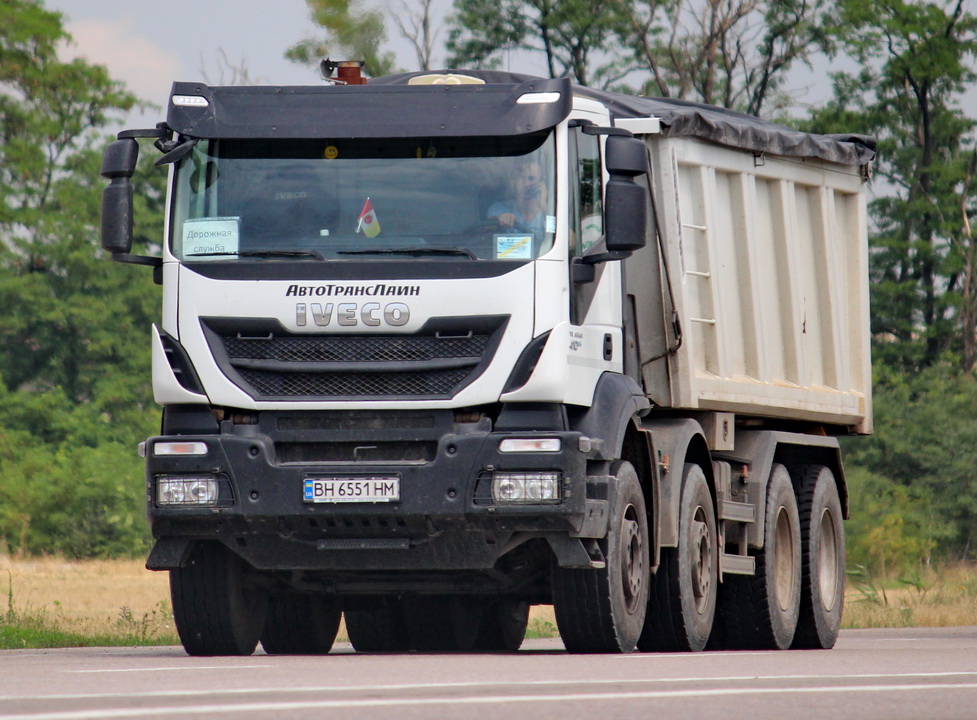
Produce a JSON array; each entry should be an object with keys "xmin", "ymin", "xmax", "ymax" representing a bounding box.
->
[{"xmin": 100, "ymin": 65, "xmax": 873, "ymax": 656}]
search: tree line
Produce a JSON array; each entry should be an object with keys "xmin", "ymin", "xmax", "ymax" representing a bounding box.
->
[{"xmin": 1, "ymin": 0, "xmax": 976, "ymax": 571}]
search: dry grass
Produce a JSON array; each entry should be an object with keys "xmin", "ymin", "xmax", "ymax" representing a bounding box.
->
[
  {"xmin": 0, "ymin": 556, "xmax": 176, "ymax": 643},
  {"xmin": 842, "ymin": 564, "xmax": 977, "ymax": 629},
  {"xmin": 1, "ymin": 557, "xmax": 975, "ymax": 647}
]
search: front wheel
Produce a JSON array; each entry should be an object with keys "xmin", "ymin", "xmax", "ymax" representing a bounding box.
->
[
  {"xmin": 790, "ymin": 465, "xmax": 845, "ymax": 649},
  {"xmin": 552, "ymin": 460, "xmax": 649, "ymax": 653},
  {"xmin": 170, "ymin": 542, "xmax": 268, "ymax": 656}
]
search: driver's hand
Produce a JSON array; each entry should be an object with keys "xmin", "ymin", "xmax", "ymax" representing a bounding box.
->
[{"xmin": 497, "ymin": 212, "xmax": 518, "ymax": 227}]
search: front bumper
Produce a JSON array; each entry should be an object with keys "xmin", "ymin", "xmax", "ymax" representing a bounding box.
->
[{"xmin": 144, "ymin": 412, "xmax": 611, "ymax": 572}]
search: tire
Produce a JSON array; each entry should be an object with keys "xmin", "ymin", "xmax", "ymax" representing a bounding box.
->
[
  {"xmin": 473, "ymin": 600, "xmax": 530, "ymax": 651},
  {"xmin": 790, "ymin": 465, "xmax": 845, "ymax": 649},
  {"xmin": 639, "ymin": 463, "xmax": 717, "ymax": 652},
  {"xmin": 345, "ymin": 598, "xmax": 411, "ymax": 652},
  {"xmin": 402, "ymin": 596, "xmax": 482, "ymax": 652},
  {"xmin": 170, "ymin": 542, "xmax": 268, "ymax": 656},
  {"xmin": 718, "ymin": 464, "xmax": 801, "ymax": 650},
  {"xmin": 552, "ymin": 460, "xmax": 649, "ymax": 653},
  {"xmin": 260, "ymin": 592, "xmax": 341, "ymax": 655}
]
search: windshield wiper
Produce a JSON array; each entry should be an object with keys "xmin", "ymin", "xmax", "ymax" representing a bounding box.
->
[
  {"xmin": 187, "ymin": 249, "xmax": 325, "ymax": 260},
  {"xmin": 338, "ymin": 247, "xmax": 477, "ymax": 260}
]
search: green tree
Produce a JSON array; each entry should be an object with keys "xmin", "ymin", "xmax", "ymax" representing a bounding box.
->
[
  {"xmin": 611, "ymin": 0, "xmax": 832, "ymax": 114},
  {"xmin": 287, "ymin": 0, "xmax": 398, "ymax": 78},
  {"xmin": 842, "ymin": 362, "xmax": 977, "ymax": 561},
  {"xmin": 809, "ymin": 0, "xmax": 977, "ymax": 371},
  {"xmin": 0, "ymin": 0, "xmax": 162, "ymax": 557},
  {"xmin": 447, "ymin": 0, "xmax": 623, "ymax": 86}
]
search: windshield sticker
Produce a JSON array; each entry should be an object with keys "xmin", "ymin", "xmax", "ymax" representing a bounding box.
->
[
  {"xmin": 183, "ymin": 217, "xmax": 240, "ymax": 259},
  {"xmin": 495, "ymin": 234, "xmax": 533, "ymax": 259}
]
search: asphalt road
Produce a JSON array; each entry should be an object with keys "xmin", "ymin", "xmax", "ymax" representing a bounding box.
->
[{"xmin": 0, "ymin": 627, "xmax": 975, "ymax": 720}]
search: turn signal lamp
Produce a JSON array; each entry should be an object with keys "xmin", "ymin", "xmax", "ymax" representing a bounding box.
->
[
  {"xmin": 153, "ymin": 441, "xmax": 208, "ymax": 457},
  {"xmin": 499, "ymin": 438, "xmax": 561, "ymax": 453}
]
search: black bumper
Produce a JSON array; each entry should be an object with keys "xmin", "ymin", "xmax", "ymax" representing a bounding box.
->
[{"xmin": 144, "ymin": 417, "xmax": 611, "ymax": 572}]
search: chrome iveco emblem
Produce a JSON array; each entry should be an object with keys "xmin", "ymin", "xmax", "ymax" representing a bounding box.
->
[
  {"xmin": 288, "ymin": 283, "xmax": 419, "ymax": 328},
  {"xmin": 295, "ymin": 302, "xmax": 410, "ymax": 327}
]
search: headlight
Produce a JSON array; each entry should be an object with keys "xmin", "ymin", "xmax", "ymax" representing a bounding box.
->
[
  {"xmin": 498, "ymin": 438, "xmax": 561, "ymax": 453},
  {"xmin": 157, "ymin": 476, "xmax": 219, "ymax": 506},
  {"xmin": 492, "ymin": 472, "xmax": 561, "ymax": 504}
]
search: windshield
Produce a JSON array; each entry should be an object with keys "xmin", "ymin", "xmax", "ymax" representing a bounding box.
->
[{"xmin": 170, "ymin": 133, "xmax": 556, "ymax": 262}]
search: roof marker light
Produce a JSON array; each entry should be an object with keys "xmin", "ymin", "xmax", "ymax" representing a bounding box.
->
[
  {"xmin": 172, "ymin": 95, "xmax": 209, "ymax": 107},
  {"xmin": 516, "ymin": 92, "xmax": 562, "ymax": 105}
]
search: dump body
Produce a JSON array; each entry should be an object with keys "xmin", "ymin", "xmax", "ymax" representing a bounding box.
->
[{"xmin": 632, "ymin": 133, "xmax": 871, "ymax": 432}]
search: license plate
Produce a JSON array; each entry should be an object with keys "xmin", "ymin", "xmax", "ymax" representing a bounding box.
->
[{"xmin": 303, "ymin": 476, "xmax": 400, "ymax": 503}]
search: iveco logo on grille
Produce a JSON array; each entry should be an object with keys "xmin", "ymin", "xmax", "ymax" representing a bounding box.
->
[{"xmin": 296, "ymin": 302, "xmax": 410, "ymax": 327}]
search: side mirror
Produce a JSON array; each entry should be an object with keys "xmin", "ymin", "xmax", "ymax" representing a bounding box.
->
[
  {"xmin": 604, "ymin": 135, "xmax": 649, "ymax": 253},
  {"xmin": 604, "ymin": 179, "xmax": 648, "ymax": 253},
  {"xmin": 605, "ymin": 134, "xmax": 649, "ymax": 176},
  {"xmin": 100, "ymin": 138, "xmax": 139, "ymax": 254}
]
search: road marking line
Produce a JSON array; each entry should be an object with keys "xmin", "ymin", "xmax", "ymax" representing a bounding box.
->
[
  {"xmin": 2, "ymin": 682, "xmax": 977, "ymax": 719},
  {"xmin": 64, "ymin": 666, "xmax": 275, "ymax": 674},
  {"xmin": 1, "ymin": 672, "xmax": 976, "ymax": 703}
]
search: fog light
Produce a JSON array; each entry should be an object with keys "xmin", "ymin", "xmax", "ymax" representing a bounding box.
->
[
  {"xmin": 492, "ymin": 472, "xmax": 561, "ymax": 504},
  {"xmin": 157, "ymin": 476, "xmax": 219, "ymax": 506},
  {"xmin": 153, "ymin": 441, "xmax": 208, "ymax": 457},
  {"xmin": 499, "ymin": 438, "xmax": 561, "ymax": 453}
]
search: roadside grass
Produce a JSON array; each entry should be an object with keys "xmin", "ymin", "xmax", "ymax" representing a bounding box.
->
[
  {"xmin": 842, "ymin": 563, "xmax": 977, "ymax": 629},
  {"xmin": 1, "ymin": 557, "xmax": 976, "ymax": 648},
  {"xmin": 0, "ymin": 557, "xmax": 178, "ymax": 649}
]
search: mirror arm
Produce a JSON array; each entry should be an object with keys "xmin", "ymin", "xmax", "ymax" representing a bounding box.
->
[{"xmin": 582, "ymin": 250, "xmax": 631, "ymax": 265}]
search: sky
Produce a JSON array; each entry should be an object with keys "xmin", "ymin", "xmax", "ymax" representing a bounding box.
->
[{"xmin": 46, "ymin": 0, "xmax": 447, "ymax": 129}]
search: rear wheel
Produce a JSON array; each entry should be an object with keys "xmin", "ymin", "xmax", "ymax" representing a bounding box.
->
[
  {"xmin": 790, "ymin": 465, "xmax": 845, "ymax": 649},
  {"xmin": 639, "ymin": 464, "xmax": 717, "ymax": 652},
  {"xmin": 261, "ymin": 592, "xmax": 341, "ymax": 655},
  {"xmin": 170, "ymin": 542, "xmax": 268, "ymax": 656},
  {"xmin": 552, "ymin": 460, "xmax": 649, "ymax": 653},
  {"xmin": 718, "ymin": 464, "xmax": 801, "ymax": 649},
  {"xmin": 345, "ymin": 598, "xmax": 410, "ymax": 652},
  {"xmin": 402, "ymin": 596, "xmax": 483, "ymax": 652},
  {"xmin": 473, "ymin": 600, "xmax": 530, "ymax": 651}
]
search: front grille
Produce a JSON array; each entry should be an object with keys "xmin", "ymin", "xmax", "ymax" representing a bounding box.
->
[
  {"xmin": 223, "ymin": 334, "xmax": 488, "ymax": 364},
  {"xmin": 202, "ymin": 316, "xmax": 508, "ymax": 400},
  {"xmin": 240, "ymin": 367, "xmax": 470, "ymax": 398}
]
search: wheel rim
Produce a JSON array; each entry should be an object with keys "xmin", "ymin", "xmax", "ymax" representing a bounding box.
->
[
  {"xmin": 621, "ymin": 504, "xmax": 643, "ymax": 613},
  {"xmin": 773, "ymin": 506, "xmax": 796, "ymax": 611},
  {"xmin": 818, "ymin": 507, "xmax": 839, "ymax": 612},
  {"xmin": 690, "ymin": 507, "xmax": 712, "ymax": 613}
]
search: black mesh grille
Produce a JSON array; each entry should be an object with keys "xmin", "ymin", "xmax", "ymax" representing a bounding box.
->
[
  {"xmin": 239, "ymin": 367, "xmax": 470, "ymax": 398},
  {"xmin": 203, "ymin": 317, "xmax": 506, "ymax": 400},
  {"xmin": 223, "ymin": 334, "xmax": 488, "ymax": 364}
]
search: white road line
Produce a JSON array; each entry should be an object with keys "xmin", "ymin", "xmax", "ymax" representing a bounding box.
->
[
  {"xmin": 64, "ymin": 666, "xmax": 275, "ymax": 674},
  {"xmin": 2, "ymin": 672, "xmax": 976, "ymax": 702},
  {"xmin": 1, "ymin": 682, "xmax": 977, "ymax": 720}
]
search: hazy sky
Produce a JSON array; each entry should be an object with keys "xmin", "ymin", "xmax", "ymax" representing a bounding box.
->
[{"xmin": 45, "ymin": 0, "xmax": 445, "ymax": 127}]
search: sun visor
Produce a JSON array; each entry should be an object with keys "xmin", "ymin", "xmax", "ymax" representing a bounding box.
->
[{"xmin": 166, "ymin": 77, "xmax": 572, "ymax": 140}]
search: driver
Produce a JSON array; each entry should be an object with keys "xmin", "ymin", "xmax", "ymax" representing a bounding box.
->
[{"xmin": 487, "ymin": 160, "xmax": 548, "ymax": 235}]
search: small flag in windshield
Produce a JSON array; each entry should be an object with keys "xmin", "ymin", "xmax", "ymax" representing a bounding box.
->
[{"xmin": 356, "ymin": 198, "xmax": 381, "ymax": 238}]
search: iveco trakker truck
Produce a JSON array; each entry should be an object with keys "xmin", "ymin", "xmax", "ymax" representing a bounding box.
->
[{"xmin": 100, "ymin": 65, "xmax": 873, "ymax": 656}]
